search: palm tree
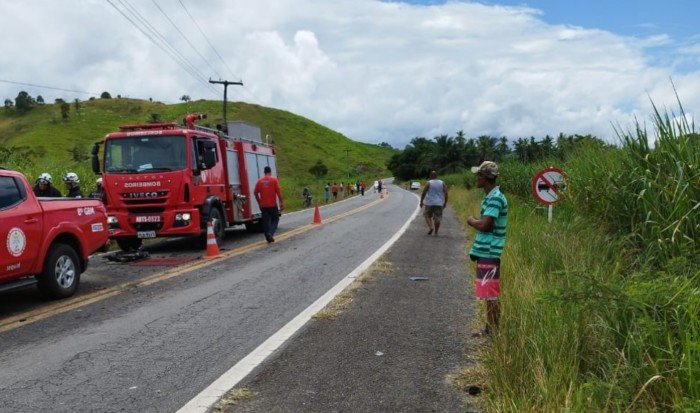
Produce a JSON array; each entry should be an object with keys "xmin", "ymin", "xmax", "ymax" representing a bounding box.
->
[
  {"xmin": 433, "ymin": 134, "xmax": 462, "ymax": 173},
  {"xmin": 496, "ymin": 136, "xmax": 509, "ymax": 160},
  {"xmin": 477, "ymin": 135, "xmax": 498, "ymax": 163},
  {"xmin": 514, "ymin": 138, "xmax": 529, "ymax": 162}
]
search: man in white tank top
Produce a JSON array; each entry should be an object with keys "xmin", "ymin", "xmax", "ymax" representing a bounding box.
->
[{"xmin": 419, "ymin": 170, "xmax": 448, "ymax": 236}]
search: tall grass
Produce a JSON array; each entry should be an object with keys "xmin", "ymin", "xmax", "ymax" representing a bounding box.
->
[
  {"xmin": 1, "ymin": 154, "xmax": 100, "ymax": 196},
  {"xmin": 567, "ymin": 103, "xmax": 698, "ymax": 266},
  {"xmin": 454, "ymin": 101, "xmax": 699, "ymax": 411}
]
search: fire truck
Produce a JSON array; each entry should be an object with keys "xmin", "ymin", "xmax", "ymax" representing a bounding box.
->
[{"xmin": 91, "ymin": 114, "xmax": 278, "ymax": 251}]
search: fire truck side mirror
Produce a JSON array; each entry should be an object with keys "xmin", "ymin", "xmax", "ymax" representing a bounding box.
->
[
  {"xmin": 91, "ymin": 142, "xmax": 102, "ymax": 174},
  {"xmin": 201, "ymin": 141, "xmax": 217, "ymax": 169}
]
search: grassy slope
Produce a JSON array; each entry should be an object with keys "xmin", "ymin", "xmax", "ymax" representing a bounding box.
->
[{"xmin": 0, "ymin": 98, "xmax": 395, "ymax": 180}]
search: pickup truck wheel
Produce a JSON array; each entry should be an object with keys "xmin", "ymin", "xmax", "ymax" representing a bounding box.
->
[
  {"xmin": 37, "ymin": 243, "xmax": 81, "ymax": 299},
  {"xmin": 116, "ymin": 238, "xmax": 143, "ymax": 252}
]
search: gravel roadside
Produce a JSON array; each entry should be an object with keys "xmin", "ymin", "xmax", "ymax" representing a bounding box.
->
[{"xmin": 222, "ymin": 205, "xmax": 477, "ymax": 412}]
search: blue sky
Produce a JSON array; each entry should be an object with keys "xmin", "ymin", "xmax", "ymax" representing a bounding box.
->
[
  {"xmin": 395, "ymin": 0, "xmax": 700, "ymax": 71},
  {"xmin": 397, "ymin": 0, "xmax": 699, "ymax": 38},
  {"xmin": 2, "ymin": 0, "xmax": 700, "ymax": 146},
  {"xmin": 482, "ymin": 0, "xmax": 698, "ymax": 38}
]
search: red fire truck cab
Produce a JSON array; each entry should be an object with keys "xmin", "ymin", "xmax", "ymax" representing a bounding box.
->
[{"xmin": 92, "ymin": 114, "xmax": 277, "ymax": 251}]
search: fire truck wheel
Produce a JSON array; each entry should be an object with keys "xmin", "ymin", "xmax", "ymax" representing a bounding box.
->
[
  {"xmin": 37, "ymin": 243, "xmax": 81, "ymax": 299},
  {"xmin": 245, "ymin": 221, "xmax": 264, "ymax": 233},
  {"xmin": 116, "ymin": 237, "xmax": 143, "ymax": 252},
  {"xmin": 210, "ymin": 207, "xmax": 225, "ymax": 245}
]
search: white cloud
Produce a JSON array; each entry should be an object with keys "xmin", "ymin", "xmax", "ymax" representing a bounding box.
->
[{"xmin": 0, "ymin": 0, "xmax": 698, "ymax": 148}]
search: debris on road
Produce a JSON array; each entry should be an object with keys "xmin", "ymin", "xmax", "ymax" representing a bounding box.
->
[{"xmin": 105, "ymin": 250, "xmax": 150, "ymax": 263}]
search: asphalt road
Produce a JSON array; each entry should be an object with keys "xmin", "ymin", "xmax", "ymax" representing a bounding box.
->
[
  {"xmin": 0, "ymin": 184, "xmax": 418, "ymax": 412},
  {"xmin": 227, "ymin": 202, "xmax": 476, "ymax": 413}
]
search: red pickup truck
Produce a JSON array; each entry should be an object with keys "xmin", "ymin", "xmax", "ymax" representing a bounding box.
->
[{"xmin": 0, "ymin": 168, "xmax": 109, "ymax": 298}]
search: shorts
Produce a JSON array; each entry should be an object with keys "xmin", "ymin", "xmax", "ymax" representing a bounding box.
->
[
  {"xmin": 423, "ymin": 205, "xmax": 443, "ymax": 221},
  {"xmin": 472, "ymin": 257, "xmax": 500, "ymax": 300}
]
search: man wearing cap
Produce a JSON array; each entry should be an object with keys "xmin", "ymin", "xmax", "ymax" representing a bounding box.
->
[
  {"xmin": 420, "ymin": 170, "xmax": 448, "ymax": 235},
  {"xmin": 467, "ymin": 161, "xmax": 508, "ymax": 336}
]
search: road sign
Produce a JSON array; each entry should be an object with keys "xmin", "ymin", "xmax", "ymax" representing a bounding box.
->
[{"xmin": 531, "ymin": 167, "xmax": 566, "ymax": 205}]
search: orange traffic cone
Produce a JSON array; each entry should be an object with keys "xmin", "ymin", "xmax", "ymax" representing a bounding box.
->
[
  {"xmin": 312, "ymin": 205, "xmax": 322, "ymax": 224},
  {"xmin": 204, "ymin": 220, "xmax": 223, "ymax": 259}
]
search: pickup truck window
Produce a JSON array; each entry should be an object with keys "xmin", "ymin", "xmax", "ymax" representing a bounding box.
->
[{"xmin": 0, "ymin": 176, "xmax": 25, "ymax": 210}]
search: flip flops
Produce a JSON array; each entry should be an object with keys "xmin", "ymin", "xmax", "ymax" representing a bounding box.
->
[{"xmin": 471, "ymin": 325, "xmax": 491, "ymax": 338}]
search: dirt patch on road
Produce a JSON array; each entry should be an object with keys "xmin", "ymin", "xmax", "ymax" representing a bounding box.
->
[{"xmin": 313, "ymin": 259, "xmax": 393, "ymax": 320}]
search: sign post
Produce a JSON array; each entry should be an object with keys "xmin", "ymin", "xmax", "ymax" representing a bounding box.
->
[{"xmin": 531, "ymin": 167, "xmax": 566, "ymax": 223}]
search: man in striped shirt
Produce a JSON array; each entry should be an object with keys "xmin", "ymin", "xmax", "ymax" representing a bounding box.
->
[{"xmin": 467, "ymin": 161, "xmax": 508, "ymax": 336}]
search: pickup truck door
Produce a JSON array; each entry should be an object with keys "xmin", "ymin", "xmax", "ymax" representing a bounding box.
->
[{"xmin": 0, "ymin": 175, "xmax": 43, "ymax": 282}]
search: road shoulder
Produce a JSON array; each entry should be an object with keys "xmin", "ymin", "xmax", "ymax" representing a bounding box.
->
[{"xmin": 221, "ymin": 205, "xmax": 476, "ymax": 412}]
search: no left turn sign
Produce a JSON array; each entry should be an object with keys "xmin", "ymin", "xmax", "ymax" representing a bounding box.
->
[{"xmin": 532, "ymin": 167, "xmax": 566, "ymax": 205}]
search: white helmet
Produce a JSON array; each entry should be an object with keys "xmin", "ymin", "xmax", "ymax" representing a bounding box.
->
[
  {"xmin": 63, "ymin": 172, "xmax": 80, "ymax": 184},
  {"xmin": 96, "ymin": 177, "xmax": 103, "ymax": 185},
  {"xmin": 37, "ymin": 172, "xmax": 53, "ymax": 185}
]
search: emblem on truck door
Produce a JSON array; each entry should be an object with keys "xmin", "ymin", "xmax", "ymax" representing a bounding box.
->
[{"xmin": 7, "ymin": 227, "xmax": 26, "ymax": 257}]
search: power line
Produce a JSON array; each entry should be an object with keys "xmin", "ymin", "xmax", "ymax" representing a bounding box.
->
[
  {"xmin": 241, "ymin": 85, "xmax": 266, "ymax": 106},
  {"xmin": 175, "ymin": 0, "xmax": 267, "ymax": 107},
  {"xmin": 106, "ymin": 0, "xmax": 200, "ymax": 84},
  {"xmin": 0, "ymin": 79, "xmax": 100, "ymax": 97},
  {"xmin": 177, "ymin": 0, "xmax": 238, "ymax": 80},
  {"xmin": 105, "ymin": 0, "xmax": 219, "ymax": 96},
  {"xmin": 107, "ymin": 0, "xmax": 267, "ymax": 106},
  {"xmin": 150, "ymin": 0, "xmax": 222, "ymax": 80},
  {"xmin": 116, "ymin": 0, "xmax": 216, "ymax": 92}
]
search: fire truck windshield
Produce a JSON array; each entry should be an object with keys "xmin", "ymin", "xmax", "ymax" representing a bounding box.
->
[{"xmin": 104, "ymin": 135, "xmax": 187, "ymax": 173}]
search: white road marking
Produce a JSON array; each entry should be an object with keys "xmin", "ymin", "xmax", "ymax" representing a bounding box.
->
[{"xmin": 177, "ymin": 194, "xmax": 419, "ymax": 413}]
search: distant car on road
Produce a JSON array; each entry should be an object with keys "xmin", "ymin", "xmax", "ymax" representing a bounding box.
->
[{"xmin": 410, "ymin": 181, "xmax": 421, "ymax": 190}]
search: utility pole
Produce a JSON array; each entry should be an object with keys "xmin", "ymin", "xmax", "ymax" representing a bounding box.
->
[
  {"xmin": 344, "ymin": 148, "xmax": 352, "ymax": 178},
  {"xmin": 209, "ymin": 78, "xmax": 243, "ymax": 132}
]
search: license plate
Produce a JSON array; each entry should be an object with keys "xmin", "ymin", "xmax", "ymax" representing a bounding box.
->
[
  {"xmin": 137, "ymin": 231, "xmax": 157, "ymax": 239},
  {"xmin": 134, "ymin": 216, "xmax": 162, "ymax": 223}
]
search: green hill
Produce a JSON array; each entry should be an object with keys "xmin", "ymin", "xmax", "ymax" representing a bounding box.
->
[{"xmin": 0, "ymin": 98, "xmax": 395, "ymax": 181}]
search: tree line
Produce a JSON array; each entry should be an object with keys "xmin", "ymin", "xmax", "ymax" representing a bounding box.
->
[
  {"xmin": 3, "ymin": 90, "xmax": 116, "ymax": 117},
  {"xmin": 387, "ymin": 131, "xmax": 610, "ymax": 180}
]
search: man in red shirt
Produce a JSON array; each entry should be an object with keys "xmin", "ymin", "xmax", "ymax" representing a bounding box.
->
[
  {"xmin": 331, "ymin": 182, "xmax": 339, "ymax": 201},
  {"xmin": 254, "ymin": 166, "xmax": 284, "ymax": 243}
]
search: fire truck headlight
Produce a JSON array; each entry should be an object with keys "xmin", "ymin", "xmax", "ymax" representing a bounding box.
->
[
  {"xmin": 174, "ymin": 212, "xmax": 192, "ymax": 227},
  {"xmin": 175, "ymin": 213, "xmax": 192, "ymax": 222}
]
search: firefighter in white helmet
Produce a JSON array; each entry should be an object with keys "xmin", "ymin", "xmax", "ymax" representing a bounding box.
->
[
  {"xmin": 63, "ymin": 172, "xmax": 84, "ymax": 198},
  {"xmin": 33, "ymin": 172, "xmax": 62, "ymax": 197},
  {"xmin": 89, "ymin": 177, "xmax": 104, "ymax": 200}
]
